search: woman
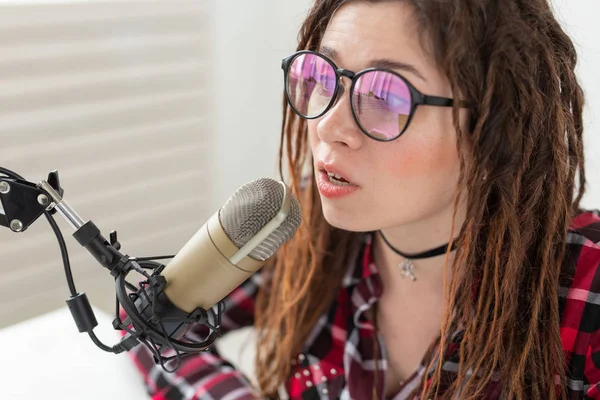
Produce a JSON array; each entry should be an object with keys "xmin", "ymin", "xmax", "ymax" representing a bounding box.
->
[{"xmin": 129, "ymin": 0, "xmax": 600, "ymax": 398}]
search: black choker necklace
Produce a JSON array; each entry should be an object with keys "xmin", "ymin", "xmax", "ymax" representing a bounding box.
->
[{"xmin": 378, "ymin": 231, "xmax": 457, "ymax": 282}]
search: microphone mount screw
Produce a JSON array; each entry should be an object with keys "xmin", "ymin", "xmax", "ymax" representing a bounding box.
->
[
  {"xmin": 0, "ymin": 181, "xmax": 10, "ymax": 194},
  {"xmin": 10, "ymin": 219, "xmax": 23, "ymax": 232},
  {"xmin": 37, "ymin": 194, "xmax": 49, "ymax": 206}
]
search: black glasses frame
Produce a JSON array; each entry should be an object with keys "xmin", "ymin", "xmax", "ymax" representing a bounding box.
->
[{"xmin": 281, "ymin": 50, "xmax": 455, "ymax": 142}]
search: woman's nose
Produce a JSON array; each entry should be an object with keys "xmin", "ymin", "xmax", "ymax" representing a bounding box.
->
[{"xmin": 315, "ymin": 77, "xmax": 364, "ymax": 150}]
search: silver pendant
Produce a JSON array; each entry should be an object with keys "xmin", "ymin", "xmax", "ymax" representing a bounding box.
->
[{"xmin": 400, "ymin": 259, "xmax": 417, "ymax": 281}]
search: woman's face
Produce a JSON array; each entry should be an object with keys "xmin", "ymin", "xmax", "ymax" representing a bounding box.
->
[{"xmin": 308, "ymin": 1, "xmax": 462, "ymax": 232}]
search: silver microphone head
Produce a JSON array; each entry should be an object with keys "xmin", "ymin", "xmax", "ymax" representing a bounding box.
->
[{"xmin": 219, "ymin": 178, "xmax": 302, "ymax": 261}]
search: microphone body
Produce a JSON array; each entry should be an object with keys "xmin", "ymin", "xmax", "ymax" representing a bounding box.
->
[
  {"xmin": 158, "ymin": 177, "xmax": 300, "ymax": 314},
  {"xmin": 129, "ymin": 210, "xmax": 264, "ymax": 343},
  {"xmin": 122, "ymin": 177, "xmax": 301, "ymax": 353},
  {"xmin": 161, "ymin": 210, "xmax": 263, "ymax": 313}
]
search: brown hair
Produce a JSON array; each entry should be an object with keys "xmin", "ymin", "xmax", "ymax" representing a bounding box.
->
[{"xmin": 254, "ymin": 0, "xmax": 586, "ymax": 398}]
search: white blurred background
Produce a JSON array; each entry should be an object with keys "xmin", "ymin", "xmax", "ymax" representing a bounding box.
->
[{"xmin": 0, "ymin": 0, "xmax": 597, "ymax": 377}]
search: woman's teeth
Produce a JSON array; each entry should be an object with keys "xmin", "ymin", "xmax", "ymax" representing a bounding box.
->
[{"xmin": 327, "ymin": 171, "xmax": 350, "ymax": 186}]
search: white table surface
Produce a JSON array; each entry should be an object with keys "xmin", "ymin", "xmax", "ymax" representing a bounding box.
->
[{"xmin": 0, "ymin": 306, "xmax": 148, "ymax": 399}]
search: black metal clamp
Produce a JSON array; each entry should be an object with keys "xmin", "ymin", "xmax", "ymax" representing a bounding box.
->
[{"xmin": 0, "ymin": 170, "xmax": 63, "ymax": 232}]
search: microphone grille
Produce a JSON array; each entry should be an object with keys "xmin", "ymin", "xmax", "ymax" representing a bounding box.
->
[{"xmin": 219, "ymin": 178, "xmax": 302, "ymax": 261}]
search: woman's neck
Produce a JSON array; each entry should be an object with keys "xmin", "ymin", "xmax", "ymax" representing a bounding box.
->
[{"xmin": 372, "ymin": 202, "xmax": 466, "ymax": 289}]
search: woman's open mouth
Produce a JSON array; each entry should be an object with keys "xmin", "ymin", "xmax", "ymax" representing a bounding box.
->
[
  {"xmin": 326, "ymin": 171, "xmax": 351, "ymax": 186},
  {"xmin": 317, "ymin": 168, "xmax": 359, "ymax": 199}
]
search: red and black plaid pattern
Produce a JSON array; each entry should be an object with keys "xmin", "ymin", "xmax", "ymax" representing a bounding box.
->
[{"xmin": 126, "ymin": 210, "xmax": 600, "ymax": 399}]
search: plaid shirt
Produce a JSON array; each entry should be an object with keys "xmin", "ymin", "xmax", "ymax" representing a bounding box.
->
[{"xmin": 127, "ymin": 209, "xmax": 600, "ymax": 399}]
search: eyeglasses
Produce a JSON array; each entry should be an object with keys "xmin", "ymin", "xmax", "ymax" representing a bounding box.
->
[{"xmin": 281, "ymin": 50, "xmax": 455, "ymax": 142}]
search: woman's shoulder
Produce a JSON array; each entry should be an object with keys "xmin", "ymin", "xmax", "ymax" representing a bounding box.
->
[
  {"xmin": 560, "ymin": 209, "xmax": 600, "ymax": 390},
  {"xmin": 569, "ymin": 208, "xmax": 600, "ymax": 243},
  {"xmin": 566, "ymin": 208, "xmax": 600, "ymax": 268},
  {"xmin": 565, "ymin": 208, "xmax": 600, "ymax": 275},
  {"xmin": 561, "ymin": 208, "xmax": 600, "ymax": 304}
]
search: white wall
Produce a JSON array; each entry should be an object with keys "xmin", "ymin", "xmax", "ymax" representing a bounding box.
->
[
  {"xmin": 551, "ymin": 0, "xmax": 600, "ymax": 208},
  {"xmin": 210, "ymin": 0, "xmax": 313, "ymax": 210},
  {"xmin": 211, "ymin": 0, "xmax": 600, "ymax": 210}
]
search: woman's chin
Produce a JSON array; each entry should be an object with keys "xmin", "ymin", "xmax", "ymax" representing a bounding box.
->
[{"xmin": 321, "ymin": 205, "xmax": 372, "ymax": 233}]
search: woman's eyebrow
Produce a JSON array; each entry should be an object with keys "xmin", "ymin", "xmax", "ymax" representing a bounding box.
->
[{"xmin": 319, "ymin": 45, "xmax": 427, "ymax": 82}]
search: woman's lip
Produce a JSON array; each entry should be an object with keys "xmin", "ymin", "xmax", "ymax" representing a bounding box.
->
[
  {"xmin": 316, "ymin": 170, "xmax": 360, "ymax": 199},
  {"xmin": 317, "ymin": 162, "xmax": 357, "ymax": 186}
]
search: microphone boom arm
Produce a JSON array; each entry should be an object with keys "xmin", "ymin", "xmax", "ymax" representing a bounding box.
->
[{"xmin": 0, "ymin": 168, "xmax": 224, "ymax": 372}]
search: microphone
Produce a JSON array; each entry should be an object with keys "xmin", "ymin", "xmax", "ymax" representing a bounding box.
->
[
  {"xmin": 160, "ymin": 178, "xmax": 302, "ymax": 313},
  {"xmin": 115, "ymin": 177, "xmax": 302, "ymax": 363},
  {"xmin": 0, "ymin": 168, "xmax": 302, "ymax": 371}
]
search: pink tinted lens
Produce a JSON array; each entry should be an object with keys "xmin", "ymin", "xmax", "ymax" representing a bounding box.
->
[
  {"xmin": 352, "ymin": 70, "xmax": 412, "ymax": 140},
  {"xmin": 287, "ymin": 53, "xmax": 337, "ymax": 117}
]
